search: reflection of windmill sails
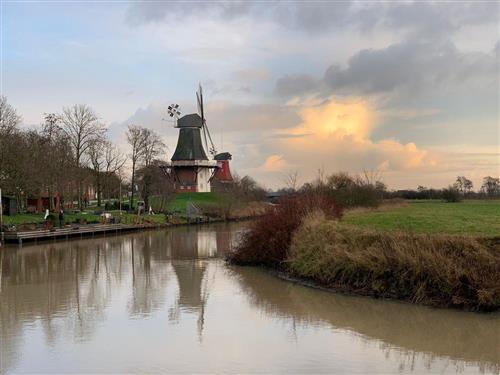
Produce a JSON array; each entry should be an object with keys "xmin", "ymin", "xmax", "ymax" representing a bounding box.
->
[
  {"xmin": 169, "ymin": 226, "xmax": 218, "ymax": 339},
  {"xmin": 170, "ymin": 260, "xmax": 214, "ymax": 340},
  {"xmin": 172, "ymin": 261, "xmax": 207, "ymax": 312}
]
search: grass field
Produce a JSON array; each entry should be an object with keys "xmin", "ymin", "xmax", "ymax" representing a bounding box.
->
[
  {"xmin": 343, "ymin": 200, "xmax": 500, "ymax": 237},
  {"xmin": 163, "ymin": 192, "xmax": 223, "ymax": 212}
]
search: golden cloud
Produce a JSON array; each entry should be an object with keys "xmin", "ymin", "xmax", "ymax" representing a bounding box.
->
[
  {"xmin": 272, "ymin": 98, "xmax": 437, "ymax": 176},
  {"xmin": 260, "ymin": 154, "xmax": 288, "ymax": 172}
]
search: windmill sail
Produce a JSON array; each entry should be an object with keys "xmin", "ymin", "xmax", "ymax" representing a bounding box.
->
[{"xmin": 196, "ymin": 84, "xmax": 217, "ymax": 157}]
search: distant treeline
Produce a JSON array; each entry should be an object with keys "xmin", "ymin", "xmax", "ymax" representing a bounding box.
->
[
  {"xmin": 385, "ymin": 176, "xmax": 500, "ymax": 201},
  {"xmin": 277, "ymin": 172, "xmax": 500, "ymax": 207}
]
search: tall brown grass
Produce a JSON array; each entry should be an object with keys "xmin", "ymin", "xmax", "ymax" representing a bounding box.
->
[
  {"xmin": 228, "ymin": 193, "xmax": 343, "ymax": 268},
  {"xmin": 289, "ymin": 212, "xmax": 500, "ymax": 311}
]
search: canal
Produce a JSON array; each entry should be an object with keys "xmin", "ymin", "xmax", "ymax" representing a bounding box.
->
[{"xmin": 0, "ymin": 222, "xmax": 498, "ymax": 373}]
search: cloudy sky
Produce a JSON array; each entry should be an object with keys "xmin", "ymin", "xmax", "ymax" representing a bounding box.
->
[{"xmin": 3, "ymin": 1, "xmax": 499, "ymax": 189}]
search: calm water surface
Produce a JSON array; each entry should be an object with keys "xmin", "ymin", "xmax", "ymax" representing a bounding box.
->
[{"xmin": 0, "ymin": 223, "xmax": 498, "ymax": 373}]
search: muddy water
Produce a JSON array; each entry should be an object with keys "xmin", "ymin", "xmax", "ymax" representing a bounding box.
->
[{"xmin": 0, "ymin": 223, "xmax": 498, "ymax": 373}]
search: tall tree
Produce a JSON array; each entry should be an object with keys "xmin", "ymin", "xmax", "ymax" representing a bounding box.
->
[
  {"xmin": 87, "ymin": 138, "xmax": 106, "ymax": 207},
  {"xmin": 141, "ymin": 129, "xmax": 166, "ymax": 209},
  {"xmin": 142, "ymin": 129, "xmax": 166, "ymax": 167},
  {"xmin": 0, "ymin": 96, "xmax": 22, "ymax": 135},
  {"xmin": 127, "ymin": 125, "xmax": 147, "ymax": 210},
  {"xmin": 455, "ymin": 176, "xmax": 473, "ymax": 196},
  {"xmin": 41, "ymin": 113, "xmax": 64, "ymax": 210},
  {"xmin": 481, "ymin": 176, "xmax": 500, "ymax": 197},
  {"xmin": 60, "ymin": 105, "xmax": 105, "ymax": 210},
  {"xmin": 103, "ymin": 142, "xmax": 126, "ymax": 203},
  {"xmin": 0, "ymin": 97, "xmax": 22, "ymax": 192}
]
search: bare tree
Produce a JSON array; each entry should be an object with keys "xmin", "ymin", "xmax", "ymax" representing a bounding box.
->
[
  {"xmin": 140, "ymin": 129, "xmax": 166, "ymax": 209},
  {"xmin": 455, "ymin": 176, "xmax": 473, "ymax": 196},
  {"xmin": 0, "ymin": 97, "xmax": 22, "ymax": 191},
  {"xmin": 127, "ymin": 125, "xmax": 147, "ymax": 210},
  {"xmin": 0, "ymin": 96, "xmax": 22, "ymax": 135},
  {"xmin": 87, "ymin": 138, "xmax": 107, "ymax": 207},
  {"xmin": 284, "ymin": 171, "xmax": 299, "ymax": 192},
  {"xmin": 60, "ymin": 104, "xmax": 105, "ymax": 210},
  {"xmin": 103, "ymin": 142, "xmax": 126, "ymax": 203},
  {"xmin": 142, "ymin": 129, "xmax": 166, "ymax": 167},
  {"xmin": 481, "ymin": 176, "xmax": 500, "ymax": 197}
]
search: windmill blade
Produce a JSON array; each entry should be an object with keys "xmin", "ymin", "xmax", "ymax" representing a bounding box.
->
[
  {"xmin": 204, "ymin": 123, "xmax": 217, "ymax": 156},
  {"xmin": 202, "ymin": 121, "xmax": 209, "ymax": 155},
  {"xmin": 196, "ymin": 92, "xmax": 202, "ymax": 117},
  {"xmin": 195, "ymin": 84, "xmax": 216, "ymax": 156},
  {"xmin": 197, "ymin": 84, "xmax": 205, "ymax": 124}
]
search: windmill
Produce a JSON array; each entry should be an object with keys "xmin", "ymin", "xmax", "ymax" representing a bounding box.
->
[
  {"xmin": 168, "ymin": 86, "xmax": 218, "ymax": 192},
  {"xmin": 165, "ymin": 85, "xmax": 234, "ymax": 193}
]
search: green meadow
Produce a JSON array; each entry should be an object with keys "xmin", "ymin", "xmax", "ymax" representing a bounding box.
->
[{"xmin": 343, "ymin": 200, "xmax": 500, "ymax": 237}]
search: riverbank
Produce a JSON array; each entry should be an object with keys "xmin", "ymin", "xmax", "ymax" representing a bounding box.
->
[
  {"xmin": 1, "ymin": 213, "xmax": 259, "ymax": 245},
  {"xmin": 228, "ymin": 196, "xmax": 500, "ymax": 312}
]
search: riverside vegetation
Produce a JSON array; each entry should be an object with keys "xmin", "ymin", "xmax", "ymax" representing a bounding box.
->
[{"xmin": 229, "ymin": 191, "xmax": 500, "ymax": 312}]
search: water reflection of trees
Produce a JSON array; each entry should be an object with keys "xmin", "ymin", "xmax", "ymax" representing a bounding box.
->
[
  {"xmin": 0, "ymin": 238, "xmax": 126, "ymax": 371},
  {"xmin": 0, "ymin": 223, "xmax": 243, "ymax": 372},
  {"xmin": 230, "ymin": 267, "xmax": 500, "ymax": 373}
]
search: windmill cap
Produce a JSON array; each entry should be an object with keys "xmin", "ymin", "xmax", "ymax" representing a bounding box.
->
[
  {"xmin": 177, "ymin": 113, "xmax": 203, "ymax": 128},
  {"xmin": 214, "ymin": 152, "xmax": 232, "ymax": 160}
]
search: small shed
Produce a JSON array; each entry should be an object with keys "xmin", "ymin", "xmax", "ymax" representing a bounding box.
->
[{"xmin": 1, "ymin": 196, "xmax": 17, "ymax": 216}]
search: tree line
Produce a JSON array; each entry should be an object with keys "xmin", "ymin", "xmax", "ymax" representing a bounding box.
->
[
  {"xmin": 0, "ymin": 96, "xmax": 168, "ymax": 212},
  {"xmin": 388, "ymin": 176, "xmax": 500, "ymax": 201},
  {"xmin": 278, "ymin": 170, "xmax": 500, "ymax": 207}
]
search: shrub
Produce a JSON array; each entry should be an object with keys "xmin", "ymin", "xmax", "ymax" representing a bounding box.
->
[
  {"xmin": 329, "ymin": 184, "xmax": 383, "ymax": 208},
  {"xmin": 442, "ymin": 186, "xmax": 462, "ymax": 202},
  {"xmin": 289, "ymin": 216, "xmax": 500, "ymax": 311},
  {"xmin": 228, "ymin": 191, "xmax": 343, "ymax": 268},
  {"xmin": 302, "ymin": 172, "xmax": 385, "ymax": 208}
]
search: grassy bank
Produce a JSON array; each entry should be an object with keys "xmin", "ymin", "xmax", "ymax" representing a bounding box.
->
[
  {"xmin": 344, "ymin": 200, "xmax": 500, "ymax": 236},
  {"xmin": 2, "ymin": 192, "xmax": 266, "ymax": 229},
  {"xmin": 164, "ymin": 192, "xmax": 224, "ymax": 212},
  {"xmin": 2, "ymin": 210, "xmax": 169, "ymax": 227},
  {"xmin": 289, "ymin": 212, "xmax": 500, "ymax": 311},
  {"xmin": 229, "ymin": 195, "xmax": 500, "ymax": 311}
]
